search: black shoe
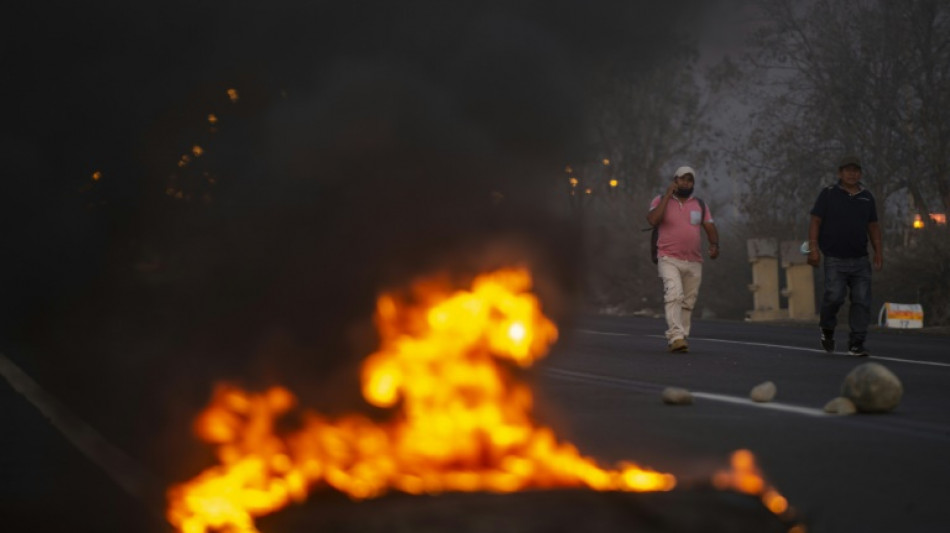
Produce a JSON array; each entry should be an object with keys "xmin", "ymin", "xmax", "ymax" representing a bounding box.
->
[
  {"xmin": 849, "ymin": 344, "xmax": 869, "ymax": 357},
  {"xmin": 820, "ymin": 329, "xmax": 835, "ymax": 353}
]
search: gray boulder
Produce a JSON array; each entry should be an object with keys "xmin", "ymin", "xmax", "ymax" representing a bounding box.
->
[{"xmin": 841, "ymin": 363, "xmax": 903, "ymax": 413}]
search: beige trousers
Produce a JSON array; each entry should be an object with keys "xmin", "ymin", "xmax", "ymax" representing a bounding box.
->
[{"xmin": 657, "ymin": 256, "xmax": 703, "ymax": 342}]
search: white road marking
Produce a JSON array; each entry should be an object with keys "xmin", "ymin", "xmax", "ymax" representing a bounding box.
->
[
  {"xmin": 576, "ymin": 329, "xmax": 632, "ymax": 337},
  {"xmin": 688, "ymin": 336, "xmax": 950, "ymax": 368},
  {"xmin": 0, "ymin": 353, "xmax": 166, "ymax": 521},
  {"xmin": 544, "ymin": 367, "xmax": 661, "ymax": 394},
  {"xmin": 664, "ymin": 336, "xmax": 823, "ymax": 353},
  {"xmin": 545, "ymin": 367, "xmax": 828, "ymax": 417},
  {"xmin": 577, "ymin": 329, "xmax": 950, "ymax": 368},
  {"xmin": 690, "ymin": 391, "xmax": 827, "ymax": 417},
  {"xmin": 871, "ymin": 355, "xmax": 950, "ymax": 368},
  {"xmin": 546, "ymin": 366, "xmax": 950, "ymax": 442}
]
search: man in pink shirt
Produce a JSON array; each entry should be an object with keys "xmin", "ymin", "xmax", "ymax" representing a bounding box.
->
[{"xmin": 646, "ymin": 166, "xmax": 719, "ymax": 352}]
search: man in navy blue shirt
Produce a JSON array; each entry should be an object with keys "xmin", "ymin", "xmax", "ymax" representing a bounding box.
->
[{"xmin": 807, "ymin": 155, "xmax": 883, "ymax": 356}]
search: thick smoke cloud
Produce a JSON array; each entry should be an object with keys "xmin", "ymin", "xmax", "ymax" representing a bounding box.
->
[{"xmin": 2, "ymin": 0, "xmax": 708, "ymax": 479}]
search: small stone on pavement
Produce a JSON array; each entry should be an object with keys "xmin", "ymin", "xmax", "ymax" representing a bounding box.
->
[
  {"xmin": 749, "ymin": 381, "xmax": 777, "ymax": 403},
  {"xmin": 661, "ymin": 387, "xmax": 693, "ymax": 405},
  {"xmin": 823, "ymin": 396, "xmax": 857, "ymax": 415}
]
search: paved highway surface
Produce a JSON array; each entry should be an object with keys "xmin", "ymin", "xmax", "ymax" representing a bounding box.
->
[
  {"xmin": 538, "ymin": 315, "xmax": 950, "ymax": 533},
  {"xmin": 2, "ymin": 315, "xmax": 948, "ymax": 532}
]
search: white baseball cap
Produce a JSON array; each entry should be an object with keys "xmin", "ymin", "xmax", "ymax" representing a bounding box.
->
[{"xmin": 674, "ymin": 166, "xmax": 696, "ymax": 178}]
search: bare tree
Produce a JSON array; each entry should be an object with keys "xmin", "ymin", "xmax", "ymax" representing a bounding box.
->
[
  {"xmin": 736, "ymin": 0, "xmax": 950, "ymax": 235},
  {"xmin": 733, "ymin": 0, "xmax": 950, "ymax": 323}
]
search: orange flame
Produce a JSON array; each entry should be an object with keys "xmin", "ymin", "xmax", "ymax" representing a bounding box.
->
[
  {"xmin": 167, "ymin": 268, "xmax": 675, "ymax": 533},
  {"xmin": 713, "ymin": 449, "xmax": 796, "ymax": 521}
]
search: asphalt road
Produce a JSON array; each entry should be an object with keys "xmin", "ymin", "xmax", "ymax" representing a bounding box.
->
[
  {"xmin": 536, "ymin": 315, "xmax": 950, "ymax": 533},
  {"xmin": 2, "ymin": 315, "xmax": 949, "ymax": 532}
]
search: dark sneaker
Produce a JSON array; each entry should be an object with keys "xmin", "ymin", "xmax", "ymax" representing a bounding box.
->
[
  {"xmin": 849, "ymin": 345, "xmax": 869, "ymax": 357},
  {"xmin": 819, "ymin": 329, "xmax": 835, "ymax": 353}
]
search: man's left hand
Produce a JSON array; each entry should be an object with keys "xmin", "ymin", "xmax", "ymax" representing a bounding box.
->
[{"xmin": 709, "ymin": 244, "xmax": 719, "ymax": 259}]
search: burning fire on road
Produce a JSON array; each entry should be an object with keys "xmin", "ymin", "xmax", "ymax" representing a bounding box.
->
[{"xmin": 166, "ymin": 267, "xmax": 798, "ymax": 533}]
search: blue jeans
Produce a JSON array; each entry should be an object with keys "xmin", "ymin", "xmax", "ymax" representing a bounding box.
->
[{"xmin": 819, "ymin": 256, "xmax": 872, "ymax": 346}]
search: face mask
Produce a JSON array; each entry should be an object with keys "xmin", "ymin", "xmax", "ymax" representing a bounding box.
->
[{"xmin": 675, "ymin": 186, "xmax": 694, "ymax": 198}]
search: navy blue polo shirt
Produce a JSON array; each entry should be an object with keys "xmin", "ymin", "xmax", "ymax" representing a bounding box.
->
[{"xmin": 810, "ymin": 183, "xmax": 878, "ymax": 258}]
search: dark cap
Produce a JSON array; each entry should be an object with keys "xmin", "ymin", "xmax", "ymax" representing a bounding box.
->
[{"xmin": 838, "ymin": 155, "xmax": 862, "ymax": 170}]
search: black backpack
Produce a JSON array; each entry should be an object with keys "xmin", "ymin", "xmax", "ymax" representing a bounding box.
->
[{"xmin": 649, "ymin": 198, "xmax": 706, "ymax": 264}]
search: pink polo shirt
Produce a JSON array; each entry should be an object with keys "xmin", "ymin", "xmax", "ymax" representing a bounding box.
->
[{"xmin": 650, "ymin": 195, "xmax": 713, "ymax": 262}]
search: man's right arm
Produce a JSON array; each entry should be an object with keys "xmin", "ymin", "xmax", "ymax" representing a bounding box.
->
[
  {"xmin": 646, "ymin": 183, "xmax": 677, "ymax": 226},
  {"xmin": 806, "ymin": 189, "xmax": 828, "ymax": 267},
  {"xmin": 807, "ymin": 215, "xmax": 822, "ymax": 267}
]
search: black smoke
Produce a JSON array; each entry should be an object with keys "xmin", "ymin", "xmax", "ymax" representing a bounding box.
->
[{"xmin": 1, "ymin": 0, "xmax": 709, "ymax": 489}]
